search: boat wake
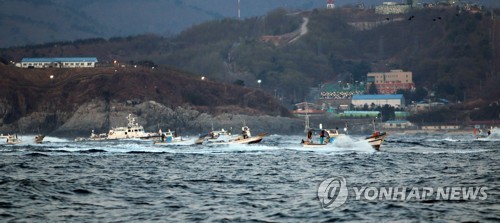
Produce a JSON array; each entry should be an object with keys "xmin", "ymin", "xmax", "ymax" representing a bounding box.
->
[
  {"xmin": 285, "ymin": 135, "xmax": 375, "ymax": 154},
  {"xmin": 333, "ymin": 135, "xmax": 374, "ymax": 151}
]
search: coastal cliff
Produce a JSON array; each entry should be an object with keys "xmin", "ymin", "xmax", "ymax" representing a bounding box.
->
[{"xmin": 0, "ymin": 66, "xmax": 301, "ymax": 137}]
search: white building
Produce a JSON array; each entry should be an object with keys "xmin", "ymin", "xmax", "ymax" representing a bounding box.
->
[
  {"xmin": 352, "ymin": 94, "xmax": 405, "ymax": 108},
  {"xmin": 421, "ymin": 125, "xmax": 460, "ymax": 130},
  {"xmin": 327, "ymin": 0, "xmax": 335, "ymax": 9},
  {"xmin": 383, "ymin": 120, "xmax": 414, "ymax": 129},
  {"xmin": 17, "ymin": 57, "xmax": 98, "ymax": 68},
  {"xmin": 375, "ymin": 2, "xmax": 411, "ymax": 14}
]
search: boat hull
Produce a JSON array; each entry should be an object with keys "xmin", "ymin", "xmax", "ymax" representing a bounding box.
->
[
  {"xmin": 199, "ymin": 135, "xmax": 265, "ymax": 145},
  {"xmin": 35, "ymin": 135, "xmax": 45, "ymax": 144},
  {"xmin": 153, "ymin": 137, "xmax": 185, "ymax": 145},
  {"xmin": 6, "ymin": 135, "xmax": 22, "ymax": 145},
  {"xmin": 365, "ymin": 132, "xmax": 387, "ymax": 150},
  {"xmin": 229, "ymin": 136, "xmax": 264, "ymax": 144},
  {"xmin": 301, "ymin": 142, "xmax": 329, "ymax": 148},
  {"xmin": 300, "ymin": 133, "xmax": 387, "ymax": 150}
]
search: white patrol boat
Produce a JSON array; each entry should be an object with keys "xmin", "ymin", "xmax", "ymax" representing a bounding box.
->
[
  {"xmin": 76, "ymin": 114, "xmax": 157, "ymax": 141},
  {"xmin": 106, "ymin": 114, "xmax": 152, "ymax": 140}
]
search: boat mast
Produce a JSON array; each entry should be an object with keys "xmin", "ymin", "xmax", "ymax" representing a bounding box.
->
[{"xmin": 304, "ymin": 101, "xmax": 310, "ymax": 133}]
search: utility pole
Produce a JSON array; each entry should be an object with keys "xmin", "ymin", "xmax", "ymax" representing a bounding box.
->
[
  {"xmin": 463, "ymin": 91, "xmax": 466, "ymax": 109},
  {"xmin": 492, "ymin": 10, "xmax": 497, "ymax": 78}
]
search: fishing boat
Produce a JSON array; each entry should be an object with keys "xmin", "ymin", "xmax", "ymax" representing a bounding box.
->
[
  {"xmin": 474, "ymin": 126, "xmax": 499, "ymax": 140},
  {"xmin": 6, "ymin": 134, "xmax": 22, "ymax": 145},
  {"xmin": 301, "ymin": 120, "xmax": 348, "ymax": 147},
  {"xmin": 301, "ymin": 128, "xmax": 346, "ymax": 148},
  {"xmin": 34, "ymin": 134, "xmax": 45, "ymax": 144},
  {"xmin": 365, "ymin": 131, "xmax": 388, "ymax": 150},
  {"xmin": 153, "ymin": 129, "xmax": 185, "ymax": 145},
  {"xmin": 365, "ymin": 119, "xmax": 387, "ymax": 150},
  {"xmin": 194, "ymin": 128, "xmax": 232, "ymax": 145},
  {"xmin": 224, "ymin": 132, "xmax": 266, "ymax": 144},
  {"xmin": 301, "ymin": 120, "xmax": 387, "ymax": 150},
  {"xmin": 195, "ymin": 126, "xmax": 265, "ymax": 145}
]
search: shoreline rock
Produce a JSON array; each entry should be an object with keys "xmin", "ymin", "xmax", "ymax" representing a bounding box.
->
[{"xmin": 1, "ymin": 99, "xmax": 304, "ymax": 138}]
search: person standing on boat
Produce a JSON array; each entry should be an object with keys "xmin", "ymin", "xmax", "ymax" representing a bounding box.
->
[
  {"xmin": 320, "ymin": 129, "xmax": 325, "ymax": 144},
  {"xmin": 242, "ymin": 127, "xmax": 248, "ymax": 139},
  {"xmin": 242, "ymin": 126, "xmax": 251, "ymax": 139},
  {"xmin": 159, "ymin": 129, "xmax": 164, "ymax": 142}
]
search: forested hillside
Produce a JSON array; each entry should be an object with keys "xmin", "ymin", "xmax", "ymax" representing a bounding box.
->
[
  {"xmin": 2, "ymin": 6, "xmax": 500, "ymax": 102},
  {"xmin": 0, "ymin": 0, "xmax": 343, "ymax": 48},
  {"xmin": 2, "ymin": 7, "xmax": 499, "ymax": 113}
]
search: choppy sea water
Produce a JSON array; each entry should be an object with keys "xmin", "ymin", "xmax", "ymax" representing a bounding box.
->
[{"xmin": 0, "ymin": 133, "xmax": 499, "ymax": 222}]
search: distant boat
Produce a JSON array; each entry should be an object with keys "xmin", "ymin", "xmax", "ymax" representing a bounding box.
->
[
  {"xmin": 301, "ymin": 121, "xmax": 348, "ymax": 148},
  {"xmin": 6, "ymin": 134, "xmax": 22, "ymax": 145},
  {"xmin": 75, "ymin": 114, "xmax": 158, "ymax": 141},
  {"xmin": 365, "ymin": 119, "xmax": 387, "ymax": 150},
  {"xmin": 194, "ymin": 128, "xmax": 232, "ymax": 145},
  {"xmin": 107, "ymin": 114, "xmax": 157, "ymax": 140},
  {"xmin": 195, "ymin": 126, "xmax": 265, "ymax": 145},
  {"xmin": 301, "ymin": 128, "xmax": 346, "ymax": 148},
  {"xmin": 474, "ymin": 126, "xmax": 499, "ymax": 140},
  {"xmin": 153, "ymin": 129, "xmax": 185, "ymax": 145},
  {"xmin": 365, "ymin": 131, "xmax": 388, "ymax": 150},
  {"xmin": 34, "ymin": 134, "xmax": 45, "ymax": 144},
  {"xmin": 301, "ymin": 121, "xmax": 387, "ymax": 150}
]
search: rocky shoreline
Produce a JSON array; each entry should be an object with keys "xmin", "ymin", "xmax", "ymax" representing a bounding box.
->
[{"xmin": 0, "ymin": 99, "xmax": 304, "ymax": 138}]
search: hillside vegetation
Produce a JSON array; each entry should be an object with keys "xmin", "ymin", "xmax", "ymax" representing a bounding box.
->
[
  {"xmin": 0, "ymin": 0, "xmax": 333, "ymax": 48},
  {"xmin": 0, "ymin": 65, "xmax": 288, "ymax": 127},
  {"xmin": 2, "ymin": 7, "xmax": 499, "ymax": 121}
]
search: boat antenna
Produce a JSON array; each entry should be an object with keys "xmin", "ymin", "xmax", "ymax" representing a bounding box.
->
[
  {"xmin": 373, "ymin": 119, "xmax": 376, "ymax": 132},
  {"xmin": 237, "ymin": 115, "xmax": 246, "ymax": 126}
]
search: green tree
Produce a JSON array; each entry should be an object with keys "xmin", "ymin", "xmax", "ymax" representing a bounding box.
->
[
  {"xmin": 368, "ymin": 83, "xmax": 378, "ymax": 94},
  {"xmin": 363, "ymin": 104, "xmax": 369, "ymax": 111},
  {"xmin": 377, "ymin": 105, "xmax": 395, "ymax": 122},
  {"xmin": 397, "ymin": 87, "xmax": 428, "ymax": 104},
  {"xmin": 233, "ymin": 79, "xmax": 245, "ymax": 86}
]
